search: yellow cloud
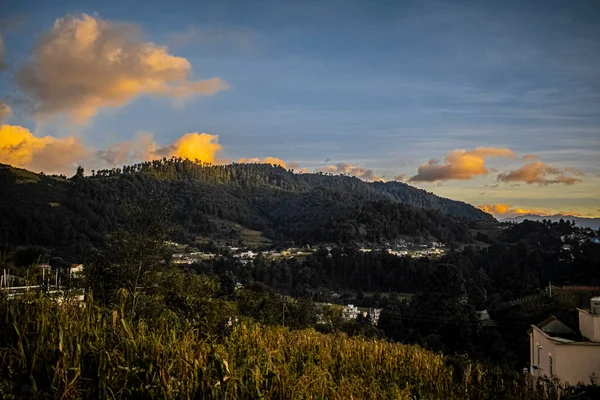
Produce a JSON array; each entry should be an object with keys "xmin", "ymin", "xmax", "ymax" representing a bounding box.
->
[
  {"xmin": 410, "ymin": 147, "xmax": 517, "ymax": 182},
  {"xmin": 477, "ymin": 203, "xmax": 584, "ymax": 218},
  {"xmin": 0, "ymin": 125, "xmax": 89, "ymax": 174},
  {"xmin": 0, "ymin": 126, "xmax": 224, "ymax": 174},
  {"xmin": 17, "ymin": 14, "xmax": 228, "ymax": 123},
  {"xmin": 163, "ymin": 133, "xmax": 222, "ymax": 164}
]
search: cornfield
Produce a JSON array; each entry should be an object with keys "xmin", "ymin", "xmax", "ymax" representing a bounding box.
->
[{"xmin": 0, "ymin": 293, "xmax": 556, "ymax": 399}]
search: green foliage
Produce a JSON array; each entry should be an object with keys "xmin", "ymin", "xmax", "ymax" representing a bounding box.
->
[{"xmin": 0, "ymin": 160, "xmax": 491, "ymax": 259}]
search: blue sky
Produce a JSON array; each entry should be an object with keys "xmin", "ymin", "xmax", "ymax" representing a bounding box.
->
[{"xmin": 1, "ymin": 0, "xmax": 599, "ymax": 217}]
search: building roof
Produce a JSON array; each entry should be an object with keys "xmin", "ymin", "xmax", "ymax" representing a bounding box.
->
[
  {"xmin": 532, "ymin": 315, "xmax": 600, "ymax": 345},
  {"xmin": 535, "ymin": 316, "xmax": 576, "ymax": 336}
]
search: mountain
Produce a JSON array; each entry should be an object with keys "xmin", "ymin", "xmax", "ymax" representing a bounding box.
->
[
  {"xmin": 502, "ymin": 214, "xmax": 600, "ymax": 230},
  {"xmin": 0, "ymin": 160, "xmax": 493, "ymax": 256}
]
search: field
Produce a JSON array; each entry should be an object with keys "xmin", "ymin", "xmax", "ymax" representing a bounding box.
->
[{"xmin": 0, "ymin": 294, "xmax": 558, "ymax": 399}]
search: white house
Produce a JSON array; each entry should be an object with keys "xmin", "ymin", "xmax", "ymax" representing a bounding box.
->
[
  {"xmin": 530, "ymin": 297, "xmax": 600, "ymax": 386},
  {"xmin": 69, "ymin": 264, "xmax": 84, "ymax": 275},
  {"xmin": 342, "ymin": 304, "xmax": 359, "ymax": 320},
  {"xmin": 369, "ymin": 308, "xmax": 382, "ymax": 326}
]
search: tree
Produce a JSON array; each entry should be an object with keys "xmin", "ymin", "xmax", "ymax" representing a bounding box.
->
[{"xmin": 85, "ymin": 197, "xmax": 172, "ymax": 314}]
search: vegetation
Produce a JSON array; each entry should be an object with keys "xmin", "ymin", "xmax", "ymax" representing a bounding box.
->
[
  {"xmin": 1, "ymin": 162, "xmax": 599, "ymax": 398},
  {"xmin": 0, "ymin": 291, "xmax": 559, "ymax": 399},
  {"xmin": 0, "ymin": 160, "xmax": 490, "ymax": 259}
]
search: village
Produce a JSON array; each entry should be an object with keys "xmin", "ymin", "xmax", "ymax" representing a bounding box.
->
[{"xmin": 166, "ymin": 240, "xmax": 447, "ymax": 266}]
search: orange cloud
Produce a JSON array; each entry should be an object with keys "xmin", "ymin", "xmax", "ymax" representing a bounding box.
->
[
  {"xmin": 521, "ymin": 153, "xmax": 539, "ymax": 162},
  {"xmin": 477, "ymin": 204, "xmax": 583, "ymax": 218},
  {"xmin": 17, "ymin": 14, "xmax": 228, "ymax": 123},
  {"xmin": 564, "ymin": 167, "xmax": 585, "ymax": 177},
  {"xmin": 393, "ymin": 174, "xmax": 407, "ymax": 182},
  {"xmin": 0, "ymin": 125, "xmax": 89, "ymax": 174},
  {"xmin": 238, "ymin": 157, "xmax": 287, "ymax": 168},
  {"xmin": 0, "ymin": 125, "xmax": 290, "ymax": 175},
  {"xmin": 0, "ymin": 126, "xmax": 225, "ymax": 174},
  {"xmin": 317, "ymin": 162, "xmax": 384, "ymax": 182},
  {"xmin": 497, "ymin": 161, "xmax": 583, "ymax": 185},
  {"xmin": 410, "ymin": 147, "xmax": 517, "ymax": 182},
  {"xmin": 92, "ymin": 132, "xmax": 222, "ymax": 166},
  {"xmin": 0, "ymin": 101, "xmax": 11, "ymax": 123}
]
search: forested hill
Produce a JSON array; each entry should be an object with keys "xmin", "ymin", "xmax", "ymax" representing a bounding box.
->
[{"xmin": 0, "ymin": 160, "xmax": 493, "ymax": 256}]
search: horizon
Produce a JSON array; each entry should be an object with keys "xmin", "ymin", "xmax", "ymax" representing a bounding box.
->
[{"xmin": 1, "ymin": 0, "xmax": 599, "ymax": 218}]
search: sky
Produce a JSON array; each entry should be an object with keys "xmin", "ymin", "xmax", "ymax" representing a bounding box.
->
[{"xmin": 1, "ymin": 0, "xmax": 599, "ymax": 218}]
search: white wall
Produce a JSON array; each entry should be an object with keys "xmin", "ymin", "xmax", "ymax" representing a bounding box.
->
[
  {"xmin": 578, "ymin": 309, "xmax": 600, "ymax": 342},
  {"xmin": 531, "ymin": 326, "xmax": 600, "ymax": 386}
]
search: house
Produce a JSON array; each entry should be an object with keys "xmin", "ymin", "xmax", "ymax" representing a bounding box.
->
[
  {"xmin": 342, "ymin": 304, "xmax": 360, "ymax": 320},
  {"xmin": 69, "ymin": 264, "xmax": 84, "ymax": 275},
  {"xmin": 369, "ymin": 308, "xmax": 382, "ymax": 326},
  {"xmin": 529, "ymin": 297, "xmax": 600, "ymax": 386}
]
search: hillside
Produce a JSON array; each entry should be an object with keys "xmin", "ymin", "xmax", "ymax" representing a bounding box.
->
[
  {"xmin": 502, "ymin": 214, "xmax": 600, "ymax": 230},
  {"xmin": 0, "ymin": 160, "xmax": 493, "ymax": 256}
]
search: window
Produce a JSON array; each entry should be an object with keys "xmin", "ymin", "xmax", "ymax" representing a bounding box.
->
[
  {"xmin": 537, "ymin": 344, "xmax": 541, "ymax": 366},
  {"xmin": 549, "ymin": 354, "xmax": 553, "ymax": 376}
]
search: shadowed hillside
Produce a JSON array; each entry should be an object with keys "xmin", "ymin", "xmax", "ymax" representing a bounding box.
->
[{"xmin": 0, "ymin": 160, "xmax": 493, "ymax": 257}]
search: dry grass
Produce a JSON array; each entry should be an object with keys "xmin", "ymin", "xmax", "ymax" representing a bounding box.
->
[{"xmin": 0, "ymin": 294, "xmax": 555, "ymax": 399}]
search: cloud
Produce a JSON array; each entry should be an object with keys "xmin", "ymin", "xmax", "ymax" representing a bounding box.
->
[
  {"xmin": 317, "ymin": 162, "xmax": 384, "ymax": 182},
  {"xmin": 564, "ymin": 167, "xmax": 585, "ymax": 177},
  {"xmin": 17, "ymin": 14, "xmax": 228, "ymax": 123},
  {"xmin": 92, "ymin": 133, "xmax": 158, "ymax": 166},
  {"xmin": 238, "ymin": 157, "xmax": 287, "ymax": 168},
  {"xmin": 0, "ymin": 122, "xmax": 291, "ymax": 175},
  {"xmin": 477, "ymin": 203, "xmax": 583, "ymax": 219},
  {"xmin": 155, "ymin": 133, "xmax": 222, "ymax": 164},
  {"xmin": 0, "ymin": 124, "xmax": 226, "ymax": 174},
  {"xmin": 497, "ymin": 161, "xmax": 583, "ymax": 185},
  {"xmin": 393, "ymin": 174, "xmax": 406, "ymax": 182},
  {"xmin": 409, "ymin": 147, "xmax": 517, "ymax": 182},
  {"xmin": 89, "ymin": 132, "xmax": 222, "ymax": 167},
  {"xmin": 0, "ymin": 124, "xmax": 89, "ymax": 174},
  {"xmin": 0, "ymin": 101, "xmax": 11, "ymax": 122},
  {"xmin": 521, "ymin": 153, "xmax": 539, "ymax": 161}
]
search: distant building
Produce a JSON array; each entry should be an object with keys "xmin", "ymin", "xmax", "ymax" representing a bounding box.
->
[
  {"xmin": 529, "ymin": 297, "xmax": 600, "ymax": 386},
  {"xmin": 342, "ymin": 304, "xmax": 359, "ymax": 320},
  {"xmin": 369, "ymin": 308, "xmax": 382, "ymax": 326},
  {"xmin": 69, "ymin": 264, "xmax": 84, "ymax": 275}
]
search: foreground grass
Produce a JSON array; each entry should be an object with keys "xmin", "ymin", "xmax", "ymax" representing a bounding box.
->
[{"xmin": 0, "ymin": 295, "xmax": 551, "ymax": 399}]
